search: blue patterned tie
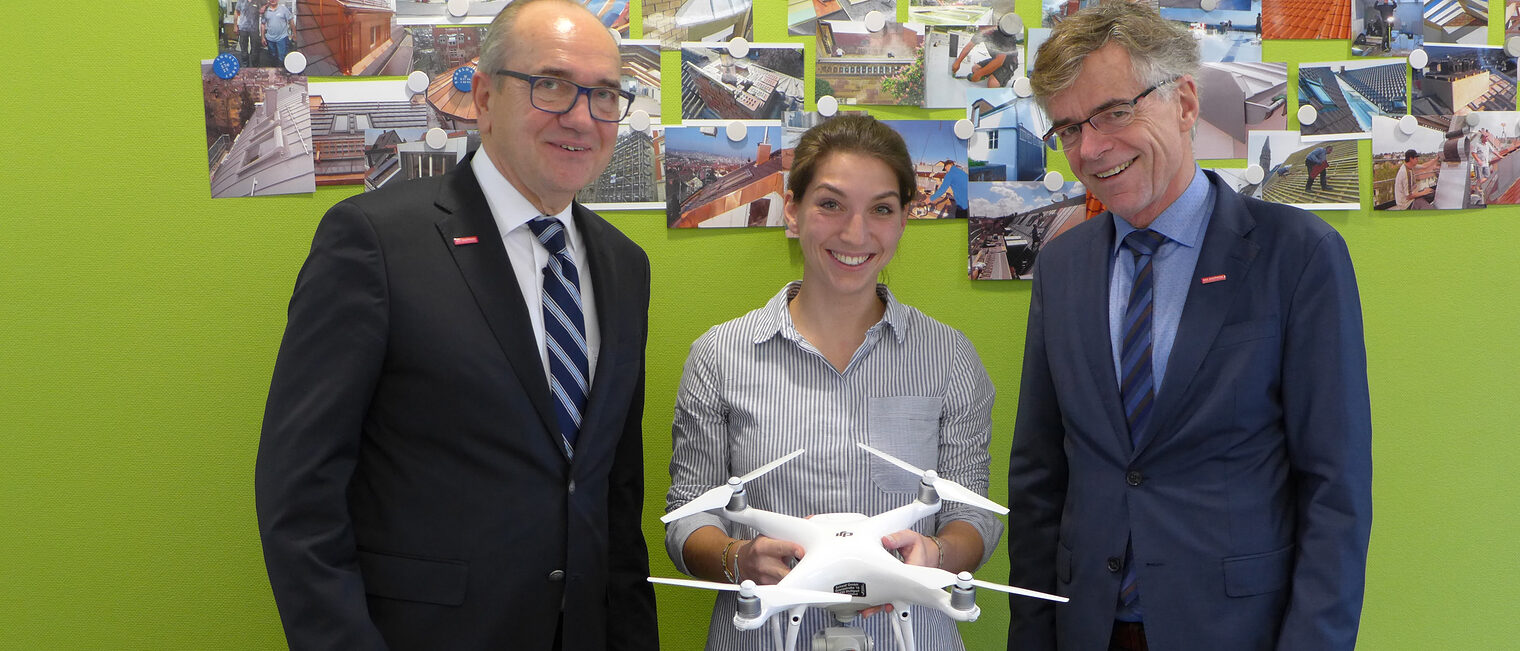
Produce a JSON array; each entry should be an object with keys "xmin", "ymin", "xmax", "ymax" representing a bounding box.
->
[
  {"xmin": 1118, "ymin": 228, "xmax": 1164, "ymax": 610},
  {"xmin": 529, "ymin": 216, "xmax": 589, "ymax": 457}
]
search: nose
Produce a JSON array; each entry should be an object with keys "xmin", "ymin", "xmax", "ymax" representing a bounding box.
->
[
  {"xmin": 558, "ymin": 89, "xmax": 598, "ymax": 129},
  {"xmin": 1075, "ymin": 122, "xmax": 1113, "ymax": 161},
  {"xmin": 840, "ymin": 209, "xmax": 869, "ymax": 244}
]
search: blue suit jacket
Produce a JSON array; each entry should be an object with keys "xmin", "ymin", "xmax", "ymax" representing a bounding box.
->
[{"xmin": 1007, "ymin": 171, "xmax": 1372, "ymax": 650}]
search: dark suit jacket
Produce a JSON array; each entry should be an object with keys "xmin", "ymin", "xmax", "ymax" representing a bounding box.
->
[
  {"xmin": 1007, "ymin": 171, "xmax": 1372, "ymax": 651},
  {"xmin": 256, "ymin": 156, "xmax": 658, "ymax": 650}
]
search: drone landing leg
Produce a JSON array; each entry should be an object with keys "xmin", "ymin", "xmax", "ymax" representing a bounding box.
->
[
  {"xmin": 890, "ymin": 602, "xmax": 916, "ymax": 651},
  {"xmin": 783, "ymin": 606, "xmax": 806, "ymax": 651},
  {"xmin": 771, "ymin": 616, "xmax": 783, "ymax": 651}
]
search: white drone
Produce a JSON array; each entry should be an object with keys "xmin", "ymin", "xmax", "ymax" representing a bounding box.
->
[{"xmin": 651, "ymin": 443, "xmax": 1068, "ymax": 651}]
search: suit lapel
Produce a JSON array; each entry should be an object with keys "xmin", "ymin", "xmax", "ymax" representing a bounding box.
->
[
  {"xmin": 1140, "ymin": 172, "xmax": 1261, "ymax": 456},
  {"xmin": 1071, "ymin": 219, "xmax": 1134, "ymax": 455},
  {"xmin": 432, "ymin": 158, "xmax": 561, "ymax": 453}
]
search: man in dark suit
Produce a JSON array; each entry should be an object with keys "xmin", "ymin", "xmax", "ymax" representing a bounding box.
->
[
  {"xmin": 255, "ymin": 1, "xmax": 658, "ymax": 648},
  {"xmin": 1008, "ymin": 3, "xmax": 1372, "ymax": 650}
]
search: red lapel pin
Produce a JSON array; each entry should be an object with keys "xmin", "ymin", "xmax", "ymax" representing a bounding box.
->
[
  {"xmin": 453, "ymin": 236, "xmax": 479, "ymax": 246},
  {"xmin": 1201, "ymin": 274, "xmax": 1227, "ymax": 284}
]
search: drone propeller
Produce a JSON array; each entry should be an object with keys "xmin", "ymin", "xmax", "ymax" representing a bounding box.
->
[
  {"xmin": 647, "ymin": 577, "xmax": 853, "ymax": 610},
  {"xmin": 661, "ymin": 450, "xmax": 806, "ymax": 523},
  {"xmin": 856, "ymin": 443, "xmax": 1009, "ymax": 515},
  {"xmin": 954, "ymin": 571, "xmax": 1069, "ymax": 603}
]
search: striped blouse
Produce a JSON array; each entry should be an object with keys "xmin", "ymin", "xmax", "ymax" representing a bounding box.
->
[{"xmin": 665, "ymin": 282, "xmax": 1002, "ymax": 651}]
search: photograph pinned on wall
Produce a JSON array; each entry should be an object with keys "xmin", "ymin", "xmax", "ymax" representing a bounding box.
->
[
  {"xmin": 1421, "ymin": 0, "xmax": 1486, "ymax": 45},
  {"xmin": 1026, "ymin": 27, "xmax": 1051, "ymax": 71},
  {"xmin": 1202, "ymin": 166, "xmax": 1257, "ymax": 192},
  {"xmin": 620, "ymin": 41, "xmax": 664, "ymax": 124},
  {"xmin": 1040, "ymin": 0, "xmax": 1079, "ymax": 27},
  {"xmin": 910, "ymin": 0, "xmax": 1006, "ymax": 26},
  {"xmin": 1508, "ymin": 0, "xmax": 1520, "ymax": 36},
  {"xmin": 644, "ymin": 0, "xmax": 753, "ymax": 48},
  {"xmin": 1247, "ymin": 130, "xmax": 1361, "ymax": 210},
  {"xmin": 1158, "ymin": 0, "xmax": 1264, "ymax": 63},
  {"xmin": 1297, "ymin": 59, "xmax": 1406, "ymax": 140},
  {"xmin": 1411, "ymin": 44, "xmax": 1518, "ymax": 116},
  {"xmin": 217, "ymin": 0, "xmax": 305, "ymax": 69},
  {"xmin": 1369, "ymin": 114, "xmax": 1473, "ymax": 209},
  {"xmin": 1261, "ymin": 0, "xmax": 1350, "ymax": 39},
  {"xmin": 788, "ymin": 0, "xmax": 898, "ymax": 36},
  {"xmin": 679, "ymin": 43, "xmax": 805, "ymax": 124},
  {"xmin": 309, "ymin": 79, "xmax": 439, "ymax": 186},
  {"xmin": 1194, "ymin": 61, "xmax": 1287, "ymax": 159},
  {"xmin": 815, "ymin": 20, "xmax": 927, "ymax": 106},
  {"xmin": 296, "ymin": 0, "xmax": 410, "ymax": 76},
  {"xmin": 664, "ymin": 124, "xmax": 788, "ymax": 228},
  {"xmin": 968, "ymin": 180, "xmax": 1087, "ymax": 280},
  {"xmin": 922, "ymin": 24, "xmax": 1024, "ymax": 109},
  {"xmin": 1456, "ymin": 111, "xmax": 1520, "ymax": 205},
  {"xmin": 404, "ymin": 27, "xmax": 488, "ymax": 131},
  {"xmin": 881, "ymin": 120, "xmax": 971, "ymax": 219},
  {"xmin": 579, "ymin": 125, "xmax": 668, "ymax": 211},
  {"xmin": 394, "ymin": 0, "xmax": 631, "ymax": 35},
  {"xmin": 965, "ymin": 88, "xmax": 1049, "ymax": 182},
  {"xmin": 203, "ymin": 61, "xmax": 315, "ymax": 199},
  {"xmin": 1350, "ymin": 0, "xmax": 1423, "ymax": 56},
  {"xmin": 362, "ymin": 127, "xmax": 478, "ymax": 192}
]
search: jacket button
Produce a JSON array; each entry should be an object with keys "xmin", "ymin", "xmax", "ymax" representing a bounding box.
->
[
  {"xmin": 1126, "ymin": 470, "xmax": 1143, "ymax": 486},
  {"xmin": 568, "ymin": 480, "xmax": 576, "ymax": 495},
  {"xmin": 1107, "ymin": 557, "xmax": 1122, "ymax": 573},
  {"xmin": 548, "ymin": 569, "xmax": 566, "ymax": 582}
]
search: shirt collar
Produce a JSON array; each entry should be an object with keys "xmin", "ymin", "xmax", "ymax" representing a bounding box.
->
[
  {"xmin": 1109, "ymin": 166, "xmax": 1212, "ymax": 256},
  {"xmin": 751, "ymin": 282, "xmax": 908, "ymax": 346},
  {"xmin": 471, "ymin": 149, "xmax": 575, "ymax": 238}
]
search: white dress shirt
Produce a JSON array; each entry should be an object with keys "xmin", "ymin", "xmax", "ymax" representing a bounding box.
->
[{"xmin": 471, "ymin": 150, "xmax": 600, "ymax": 383}]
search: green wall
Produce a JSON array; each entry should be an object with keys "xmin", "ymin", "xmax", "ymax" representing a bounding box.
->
[{"xmin": 2, "ymin": 1, "xmax": 1516, "ymax": 648}]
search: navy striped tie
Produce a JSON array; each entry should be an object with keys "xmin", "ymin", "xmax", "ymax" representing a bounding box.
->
[
  {"xmin": 529, "ymin": 216, "xmax": 589, "ymax": 457},
  {"xmin": 1118, "ymin": 228, "xmax": 1164, "ymax": 609}
]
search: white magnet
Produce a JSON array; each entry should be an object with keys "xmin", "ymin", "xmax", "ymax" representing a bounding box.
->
[
  {"xmin": 1245, "ymin": 165, "xmax": 1265, "ymax": 184},
  {"xmin": 1466, "ymin": 112, "xmax": 1482, "ymax": 127},
  {"xmin": 1508, "ymin": 36, "xmax": 1520, "ymax": 58},
  {"xmin": 610, "ymin": 27, "xmax": 622, "ymax": 45},
  {"xmin": 1012, "ymin": 76, "xmax": 1033, "ymax": 98},
  {"xmin": 629, "ymin": 109, "xmax": 651, "ymax": 133},
  {"xmin": 284, "ymin": 51, "xmax": 307, "ymax": 74},
  {"xmin": 726, "ymin": 121, "xmax": 748, "ymax": 142},
  {"xmin": 1042, "ymin": 170, "xmax": 1064, "ymax": 192},
  {"xmin": 954, "ymin": 118, "xmax": 975, "ymax": 140},
  {"xmin": 407, "ymin": 70, "xmax": 431, "ymax": 94},
  {"xmin": 817, "ymin": 95, "xmax": 839, "ymax": 117},
  {"xmin": 1200, "ymin": 0, "xmax": 1219, "ymax": 11},
  {"xmin": 425, "ymin": 127, "xmax": 449, "ymax": 150},
  {"xmin": 865, "ymin": 11, "xmax": 887, "ymax": 32},
  {"xmin": 448, "ymin": 0, "xmax": 470, "ymax": 18},
  {"xmin": 1408, "ymin": 48, "xmax": 1428, "ymax": 70},
  {"xmin": 1297, "ymin": 104, "xmax": 1318, "ymax": 126},
  {"xmin": 728, "ymin": 36, "xmax": 750, "ymax": 59},
  {"xmin": 1399, "ymin": 114, "xmax": 1418, "ymax": 135},
  {"xmin": 997, "ymin": 13, "xmax": 1024, "ymax": 37}
]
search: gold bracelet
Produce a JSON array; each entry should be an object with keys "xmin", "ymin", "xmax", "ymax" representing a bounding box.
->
[
  {"xmin": 720, "ymin": 539, "xmax": 740, "ymax": 583},
  {"xmin": 926, "ymin": 534, "xmax": 944, "ymax": 569}
]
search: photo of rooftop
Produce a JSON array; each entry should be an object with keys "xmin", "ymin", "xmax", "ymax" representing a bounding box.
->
[
  {"xmin": 1160, "ymin": 0, "xmax": 1264, "ymax": 62},
  {"xmin": 1351, "ymin": 0, "xmax": 1423, "ymax": 55},
  {"xmin": 1412, "ymin": 44, "xmax": 1517, "ymax": 115},
  {"xmin": 1423, "ymin": 0, "xmax": 1487, "ymax": 45},
  {"xmin": 203, "ymin": 64, "xmax": 316, "ymax": 199},
  {"xmin": 1262, "ymin": 0, "xmax": 1351, "ymax": 39},
  {"xmin": 679, "ymin": 45, "xmax": 804, "ymax": 122},
  {"xmin": 664, "ymin": 125, "xmax": 788, "ymax": 228},
  {"xmin": 1195, "ymin": 61, "xmax": 1287, "ymax": 158},
  {"xmin": 1297, "ymin": 60, "xmax": 1406, "ymax": 139},
  {"xmin": 1247, "ymin": 131, "xmax": 1361, "ymax": 209},
  {"xmin": 968, "ymin": 180, "xmax": 1086, "ymax": 280}
]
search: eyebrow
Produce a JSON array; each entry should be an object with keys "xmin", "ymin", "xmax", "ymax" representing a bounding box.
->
[
  {"xmin": 815, "ymin": 182, "xmax": 900, "ymax": 203},
  {"xmin": 534, "ymin": 67, "xmax": 621, "ymax": 89}
]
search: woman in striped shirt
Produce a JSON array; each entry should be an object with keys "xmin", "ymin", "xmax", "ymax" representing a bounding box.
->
[{"xmin": 665, "ymin": 114, "xmax": 1001, "ymax": 650}]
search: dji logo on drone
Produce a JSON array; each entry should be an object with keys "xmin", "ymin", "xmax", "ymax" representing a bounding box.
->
[{"xmin": 835, "ymin": 530, "xmax": 853, "ymax": 537}]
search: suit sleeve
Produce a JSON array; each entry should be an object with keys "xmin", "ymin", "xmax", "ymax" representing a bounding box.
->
[
  {"xmin": 1006, "ymin": 266, "xmax": 1068, "ymax": 651},
  {"xmin": 1276, "ymin": 230, "xmax": 1373, "ymax": 651},
  {"xmin": 605, "ymin": 253, "xmax": 659, "ymax": 651},
  {"xmin": 255, "ymin": 201, "xmax": 389, "ymax": 651}
]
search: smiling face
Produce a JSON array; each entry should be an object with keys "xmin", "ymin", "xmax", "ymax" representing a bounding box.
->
[
  {"xmin": 785, "ymin": 152, "xmax": 907, "ymax": 300},
  {"xmin": 471, "ymin": 2, "xmax": 620, "ymax": 214},
  {"xmin": 1045, "ymin": 43, "xmax": 1198, "ymax": 228}
]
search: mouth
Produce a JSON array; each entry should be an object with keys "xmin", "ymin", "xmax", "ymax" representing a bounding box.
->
[
  {"xmin": 829, "ymin": 250, "xmax": 873, "ymax": 267},
  {"xmin": 555, "ymin": 143, "xmax": 590, "ymax": 152},
  {"xmin": 1093, "ymin": 158, "xmax": 1134, "ymax": 179}
]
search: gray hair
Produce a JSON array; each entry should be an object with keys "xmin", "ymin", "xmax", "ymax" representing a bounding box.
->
[
  {"xmin": 1029, "ymin": 0, "xmax": 1200, "ymax": 113},
  {"xmin": 477, "ymin": 0, "xmax": 602, "ymax": 87}
]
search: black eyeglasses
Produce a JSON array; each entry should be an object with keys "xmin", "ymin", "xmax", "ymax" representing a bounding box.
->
[
  {"xmin": 1041, "ymin": 78, "xmax": 1178, "ymax": 151},
  {"xmin": 494, "ymin": 69, "xmax": 635, "ymax": 123}
]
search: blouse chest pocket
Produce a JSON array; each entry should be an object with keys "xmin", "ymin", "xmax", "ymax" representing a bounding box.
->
[{"xmin": 866, "ymin": 396, "xmax": 943, "ymax": 493}]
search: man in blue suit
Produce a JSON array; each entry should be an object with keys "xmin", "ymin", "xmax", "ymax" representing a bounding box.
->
[{"xmin": 1008, "ymin": 3, "xmax": 1372, "ymax": 650}]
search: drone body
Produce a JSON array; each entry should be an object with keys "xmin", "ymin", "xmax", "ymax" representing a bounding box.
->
[{"xmin": 652, "ymin": 445, "xmax": 1067, "ymax": 651}]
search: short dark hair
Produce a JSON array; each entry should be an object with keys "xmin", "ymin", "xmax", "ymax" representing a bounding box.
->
[
  {"xmin": 787, "ymin": 115, "xmax": 917, "ymax": 206},
  {"xmin": 1405, "ymin": 149, "xmax": 1418, "ymax": 162}
]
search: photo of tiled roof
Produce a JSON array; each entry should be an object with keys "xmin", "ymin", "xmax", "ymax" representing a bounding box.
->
[
  {"xmin": 1263, "ymin": 0, "xmax": 1351, "ymax": 38},
  {"xmin": 1298, "ymin": 66, "xmax": 1363, "ymax": 136}
]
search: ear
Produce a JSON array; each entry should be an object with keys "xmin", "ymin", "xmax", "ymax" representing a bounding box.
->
[
  {"xmin": 783, "ymin": 189, "xmax": 799, "ymax": 233},
  {"xmin": 471, "ymin": 71, "xmax": 493, "ymax": 133},
  {"xmin": 1174, "ymin": 74, "xmax": 1200, "ymax": 133}
]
